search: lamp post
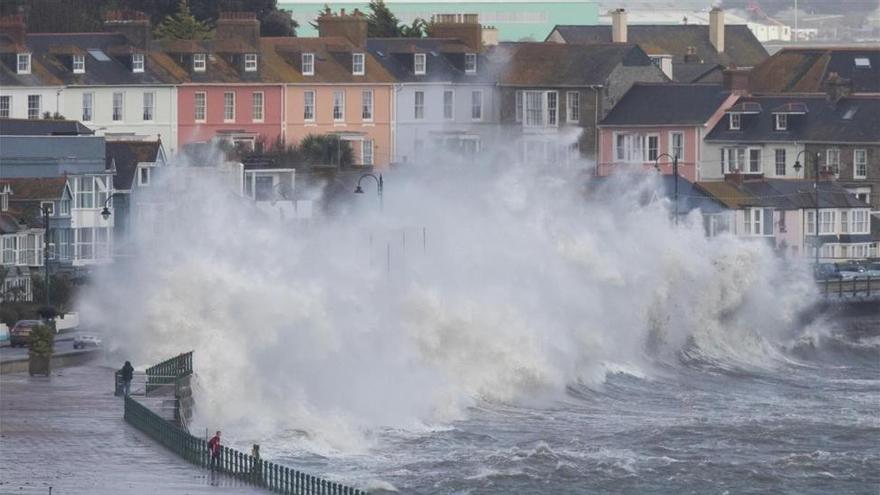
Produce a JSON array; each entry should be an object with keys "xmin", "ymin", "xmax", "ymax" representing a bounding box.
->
[
  {"xmin": 654, "ymin": 152, "xmax": 680, "ymax": 225},
  {"xmin": 354, "ymin": 173, "xmax": 383, "ymax": 211},
  {"xmin": 42, "ymin": 203, "xmax": 51, "ymax": 309},
  {"xmin": 793, "ymin": 150, "xmax": 820, "ymax": 266},
  {"xmin": 99, "ymin": 192, "xmax": 125, "ymax": 221}
]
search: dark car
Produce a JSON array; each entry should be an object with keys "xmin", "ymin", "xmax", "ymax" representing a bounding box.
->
[
  {"xmin": 813, "ymin": 263, "xmax": 843, "ymax": 280},
  {"xmin": 837, "ymin": 263, "xmax": 867, "ymax": 280},
  {"xmin": 9, "ymin": 320, "xmax": 42, "ymax": 347}
]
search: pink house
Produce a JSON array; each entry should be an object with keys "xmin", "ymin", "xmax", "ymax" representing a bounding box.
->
[{"xmin": 597, "ymin": 83, "xmax": 737, "ymax": 182}]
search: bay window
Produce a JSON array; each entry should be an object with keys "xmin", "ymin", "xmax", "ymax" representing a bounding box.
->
[
  {"xmin": 743, "ymin": 208, "xmax": 773, "ymax": 236},
  {"xmin": 523, "ymin": 90, "xmax": 557, "ymax": 127},
  {"xmin": 819, "ymin": 210, "xmax": 835, "ymax": 234},
  {"xmin": 852, "ymin": 210, "xmax": 868, "ymax": 233}
]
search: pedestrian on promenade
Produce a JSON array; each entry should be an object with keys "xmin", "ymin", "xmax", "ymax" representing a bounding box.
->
[
  {"xmin": 208, "ymin": 431, "xmax": 222, "ymax": 472},
  {"xmin": 120, "ymin": 361, "xmax": 134, "ymax": 397}
]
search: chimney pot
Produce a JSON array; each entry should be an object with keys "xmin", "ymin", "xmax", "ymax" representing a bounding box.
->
[
  {"xmin": 709, "ymin": 7, "xmax": 725, "ymax": 53},
  {"xmin": 317, "ymin": 8, "xmax": 368, "ymax": 48},
  {"xmin": 610, "ymin": 8, "xmax": 627, "ymax": 43},
  {"xmin": 103, "ymin": 10, "xmax": 151, "ymax": 49}
]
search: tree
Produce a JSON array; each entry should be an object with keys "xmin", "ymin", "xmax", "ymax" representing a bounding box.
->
[
  {"xmin": 366, "ymin": 0, "xmax": 401, "ymax": 38},
  {"xmin": 154, "ymin": 0, "xmax": 211, "ymax": 40},
  {"xmin": 399, "ymin": 18, "xmax": 426, "ymax": 38},
  {"xmin": 259, "ymin": 8, "xmax": 297, "ymax": 37}
]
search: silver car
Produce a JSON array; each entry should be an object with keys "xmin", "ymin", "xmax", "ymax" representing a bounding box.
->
[{"xmin": 73, "ymin": 335, "xmax": 103, "ymax": 349}]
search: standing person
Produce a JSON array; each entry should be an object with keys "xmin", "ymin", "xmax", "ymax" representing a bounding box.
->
[
  {"xmin": 208, "ymin": 431, "xmax": 222, "ymax": 472},
  {"xmin": 120, "ymin": 361, "xmax": 134, "ymax": 397}
]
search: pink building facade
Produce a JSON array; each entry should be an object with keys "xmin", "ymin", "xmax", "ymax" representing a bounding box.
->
[{"xmin": 177, "ymin": 85, "xmax": 284, "ymax": 151}]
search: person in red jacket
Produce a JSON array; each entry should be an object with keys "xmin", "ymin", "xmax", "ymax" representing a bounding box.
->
[{"xmin": 207, "ymin": 431, "xmax": 222, "ymax": 471}]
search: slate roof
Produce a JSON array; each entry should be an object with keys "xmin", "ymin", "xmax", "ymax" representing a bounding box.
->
[
  {"xmin": 266, "ymin": 37, "xmax": 395, "ymax": 84},
  {"xmin": 600, "ymin": 83, "xmax": 730, "ymax": 126},
  {"xmin": 493, "ymin": 42, "xmax": 655, "ymax": 86},
  {"xmin": 2, "ymin": 177, "xmax": 68, "ymax": 201},
  {"xmin": 105, "ymin": 140, "xmax": 161, "ymax": 190},
  {"xmin": 0, "ymin": 118, "xmax": 94, "ymax": 135},
  {"xmin": 589, "ymin": 174, "xmax": 727, "ymax": 214},
  {"xmin": 705, "ymin": 95, "xmax": 880, "ymax": 144},
  {"xmin": 367, "ymin": 38, "xmax": 494, "ymax": 83},
  {"xmin": 672, "ymin": 62, "xmax": 724, "ymax": 83},
  {"xmin": 696, "ymin": 179, "xmax": 870, "ymax": 209},
  {"xmin": 749, "ymin": 48, "xmax": 880, "ymax": 94},
  {"xmin": 548, "ymin": 25, "xmax": 768, "ymax": 72}
]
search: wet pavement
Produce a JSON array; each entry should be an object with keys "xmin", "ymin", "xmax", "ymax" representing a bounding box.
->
[{"xmin": 0, "ymin": 364, "xmax": 259, "ymax": 494}]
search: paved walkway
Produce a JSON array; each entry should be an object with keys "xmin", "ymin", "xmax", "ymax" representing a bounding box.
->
[{"xmin": 0, "ymin": 364, "xmax": 258, "ymax": 494}]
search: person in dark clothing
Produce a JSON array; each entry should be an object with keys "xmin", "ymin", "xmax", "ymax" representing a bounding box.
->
[
  {"xmin": 208, "ymin": 431, "xmax": 222, "ymax": 472},
  {"xmin": 120, "ymin": 361, "xmax": 134, "ymax": 397}
]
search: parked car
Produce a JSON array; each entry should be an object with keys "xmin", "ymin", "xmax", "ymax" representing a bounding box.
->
[
  {"xmin": 837, "ymin": 263, "xmax": 867, "ymax": 280},
  {"xmin": 9, "ymin": 320, "xmax": 43, "ymax": 347},
  {"xmin": 73, "ymin": 334, "xmax": 102, "ymax": 349},
  {"xmin": 813, "ymin": 263, "xmax": 843, "ymax": 280},
  {"xmin": 861, "ymin": 262, "xmax": 880, "ymax": 278}
]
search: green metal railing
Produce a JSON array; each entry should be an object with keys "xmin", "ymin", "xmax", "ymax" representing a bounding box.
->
[{"xmin": 146, "ymin": 351, "xmax": 193, "ymax": 393}]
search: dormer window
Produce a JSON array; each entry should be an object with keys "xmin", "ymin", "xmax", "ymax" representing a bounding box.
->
[
  {"xmin": 244, "ymin": 53, "xmax": 258, "ymax": 72},
  {"xmin": 73, "ymin": 54, "xmax": 85, "ymax": 74},
  {"xmin": 729, "ymin": 113, "xmax": 741, "ymax": 130},
  {"xmin": 132, "ymin": 53, "xmax": 144, "ymax": 73},
  {"xmin": 302, "ymin": 53, "xmax": 314, "ymax": 76},
  {"xmin": 465, "ymin": 53, "xmax": 477, "ymax": 73},
  {"xmin": 854, "ymin": 57, "xmax": 870, "ymax": 69},
  {"xmin": 352, "ymin": 53, "xmax": 365, "ymax": 75},
  {"xmin": 774, "ymin": 113, "xmax": 787, "ymax": 131},
  {"xmin": 193, "ymin": 53, "xmax": 206, "ymax": 72},
  {"xmin": 414, "ymin": 53, "xmax": 426, "ymax": 75},
  {"xmin": 17, "ymin": 53, "xmax": 31, "ymax": 74}
]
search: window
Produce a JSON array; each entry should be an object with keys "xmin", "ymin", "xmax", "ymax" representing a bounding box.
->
[
  {"xmin": 774, "ymin": 113, "xmax": 787, "ymax": 131},
  {"xmin": 112, "ymin": 92, "xmax": 124, "ymax": 121},
  {"xmin": 0, "ymin": 95, "xmax": 9, "ymax": 118},
  {"xmin": 40, "ymin": 201, "xmax": 54, "ymax": 216},
  {"xmin": 302, "ymin": 53, "xmax": 314, "ymax": 76},
  {"xmin": 193, "ymin": 53, "xmax": 206, "ymax": 72},
  {"xmin": 615, "ymin": 134, "xmax": 646, "ymax": 163},
  {"xmin": 17, "ymin": 53, "xmax": 30, "ymax": 74},
  {"xmin": 76, "ymin": 228, "xmax": 94, "ymax": 260},
  {"xmin": 841, "ymin": 210, "xmax": 849, "ymax": 234},
  {"xmin": 743, "ymin": 208, "xmax": 773, "ymax": 236},
  {"xmin": 194, "ymin": 92, "xmax": 206, "ymax": 121},
  {"xmin": 722, "ymin": 147, "xmax": 747, "ymax": 173},
  {"xmin": 670, "ymin": 132, "xmax": 684, "ymax": 160},
  {"xmin": 414, "ymin": 53, "xmax": 426, "ymax": 75},
  {"xmin": 303, "ymin": 90, "xmax": 315, "ymax": 121},
  {"xmin": 464, "ymin": 53, "xmax": 477, "ymax": 73},
  {"xmin": 749, "ymin": 149, "xmax": 762, "ymax": 173},
  {"xmin": 252, "ymin": 92, "xmax": 264, "ymax": 122},
  {"xmin": 729, "ymin": 113, "xmax": 741, "ymax": 130},
  {"xmin": 143, "ymin": 92, "xmax": 154, "ymax": 121},
  {"xmin": 647, "ymin": 135, "xmax": 659, "ymax": 162},
  {"xmin": 27, "ymin": 95, "xmax": 41, "ymax": 120},
  {"xmin": 414, "ymin": 91, "xmax": 425, "ymax": 119},
  {"xmin": 132, "ymin": 53, "xmax": 144, "ymax": 73},
  {"xmin": 244, "ymin": 53, "xmax": 258, "ymax": 72},
  {"xmin": 819, "ymin": 210, "xmax": 836, "ymax": 234},
  {"xmin": 361, "ymin": 90, "xmax": 373, "ymax": 121},
  {"xmin": 73, "ymin": 54, "xmax": 85, "ymax": 73},
  {"xmin": 443, "ymin": 90, "xmax": 454, "ymax": 120},
  {"xmin": 854, "ymin": 149, "xmax": 867, "ymax": 179},
  {"xmin": 223, "ymin": 92, "xmax": 235, "ymax": 122},
  {"xmin": 75, "ymin": 176, "xmax": 94, "ymax": 209},
  {"xmin": 1, "ymin": 236, "xmax": 15, "ymax": 264},
  {"xmin": 352, "ymin": 53, "xmax": 365, "ymax": 75},
  {"xmin": 515, "ymin": 91, "xmax": 523, "ymax": 122},
  {"xmin": 471, "ymin": 90, "xmax": 483, "ymax": 120},
  {"xmin": 566, "ymin": 91, "xmax": 579, "ymax": 123},
  {"xmin": 806, "ymin": 210, "xmax": 816, "ymax": 235},
  {"xmin": 59, "ymin": 197, "xmax": 70, "ymax": 215},
  {"xmin": 139, "ymin": 167, "xmax": 150, "ymax": 186},
  {"xmin": 332, "ymin": 90, "xmax": 344, "ymax": 121},
  {"xmin": 820, "ymin": 244, "xmax": 835, "ymax": 259},
  {"xmin": 362, "ymin": 139, "xmax": 373, "ymax": 166},
  {"xmin": 852, "ymin": 210, "xmax": 868, "ymax": 233},
  {"xmin": 826, "ymin": 148, "xmax": 840, "ymax": 176},
  {"xmin": 523, "ymin": 91, "xmax": 557, "ymax": 127},
  {"xmin": 775, "ymin": 149, "xmax": 786, "ymax": 176},
  {"xmin": 81, "ymin": 93, "xmax": 93, "ymax": 122}
]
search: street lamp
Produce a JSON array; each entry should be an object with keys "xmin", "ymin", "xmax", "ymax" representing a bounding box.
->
[
  {"xmin": 41, "ymin": 203, "xmax": 51, "ymax": 309},
  {"xmin": 654, "ymin": 152, "xmax": 680, "ymax": 225},
  {"xmin": 792, "ymin": 150, "xmax": 820, "ymax": 265},
  {"xmin": 354, "ymin": 173, "xmax": 383, "ymax": 211},
  {"xmin": 100, "ymin": 192, "xmax": 125, "ymax": 221}
]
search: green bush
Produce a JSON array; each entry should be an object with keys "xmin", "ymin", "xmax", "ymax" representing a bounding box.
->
[{"xmin": 28, "ymin": 324, "xmax": 54, "ymax": 358}]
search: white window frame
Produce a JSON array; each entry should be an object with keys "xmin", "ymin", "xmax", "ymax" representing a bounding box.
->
[
  {"xmin": 303, "ymin": 90, "xmax": 315, "ymax": 121},
  {"xmin": 464, "ymin": 53, "xmax": 477, "ymax": 74},
  {"xmin": 252, "ymin": 91, "xmax": 264, "ymax": 122},
  {"xmin": 193, "ymin": 53, "xmax": 207, "ymax": 72},
  {"xmin": 352, "ymin": 53, "xmax": 365, "ymax": 75},
  {"xmin": 302, "ymin": 53, "xmax": 315, "ymax": 76},
  {"xmin": 112, "ymin": 92, "xmax": 124, "ymax": 121},
  {"xmin": 614, "ymin": 133, "xmax": 646, "ymax": 163},
  {"xmin": 646, "ymin": 134, "xmax": 660, "ymax": 162},
  {"xmin": 332, "ymin": 90, "xmax": 344, "ymax": 121},
  {"xmin": 471, "ymin": 90, "xmax": 483, "ymax": 121},
  {"xmin": 0, "ymin": 95, "xmax": 9, "ymax": 118},
  {"xmin": 194, "ymin": 92, "xmax": 206, "ymax": 122},
  {"xmin": 443, "ymin": 89, "xmax": 454, "ymax": 120},
  {"xmin": 523, "ymin": 90, "xmax": 556, "ymax": 127},
  {"xmin": 361, "ymin": 89, "xmax": 373, "ymax": 121},
  {"xmin": 132, "ymin": 53, "xmax": 145, "ymax": 73},
  {"xmin": 774, "ymin": 113, "xmax": 787, "ymax": 131},
  {"xmin": 852, "ymin": 209, "xmax": 869, "ymax": 234},
  {"xmin": 566, "ymin": 91, "xmax": 579, "ymax": 123},
  {"xmin": 73, "ymin": 54, "xmax": 85, "ymax": 74},
  {"xmin": 729, "ymin": 112, "xmax": 741, "ymax": 130},
  {"xmin": 670, "ymin": 132, "xmax": 684, "ymax": 160},
  {"xmin": 515, "ymin": 91, "xmax": 523, "ymax": 123},
  {"xmin": 748, "ymin": 148, "xmax": 762, "ymax": 174},
  {"xmin": 743, "ymin": 207, "xmax": 773, "ymax": 236},
  {"xmin": 826, "ymin": 148, "xmax": 841, "ymax": 177},
  {"xmin": 774, "ymin": 148, "xmax": 786, "ymax": 176},
  {"xmin": 17, "ymin": 53, "xmax": 31, "ymax": 74},
  {"xmin": 138, "ymin": 166, "xmax": 151, "ymax": 187},
  {"xmin": 81, "ymin": 92, "xmax": 93, "ymax": 122},
  {"xmin": 27, "ymin": 94, "xmax": 41, "ymax": 120},
  {"xmin": 361, "ymin": 139, "xmax": 374, "ymax": 166},
  {"xmin": 244, "ymin": 53, "xmax": 258, "ymax": 72},
  {"xmin": 414, "ymin": 91, "xmax": 425, "ymax": 120},
  {"xmin": 819, "ymin": 210, "xmax": 836, "ymax": 235},
  {"xmin": 414, "ymin": 53, "xmax": 426, "ymax": 75},
  {"xmin": 143, "ymin": 91, "xmax": 155, "ymax": 122},
  {"xmin": 223, "ymin": 91, "xmax": 235, "ymax": 122},
  {"xmin": 841, "ymin": 210, "xmax": 849, "ymax": 234},
  {"xmin": 853, "ymin": 149, "xmax": 867, "ymax": 179}
]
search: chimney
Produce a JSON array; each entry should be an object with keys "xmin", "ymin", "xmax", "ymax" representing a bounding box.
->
[
  {"xmin": 723, "ymin": 67, "xmax": 751, "ymax": 94},
  {"xmin": 482, "ymin": 26, "xmax": 499, "ymax": 46},
  {"xmin": 317, "ymin": 8, "xmax": 368, "ymax": 48},
  {"xmin": 428, "ymin": 14, "xmax": 483, "ymax": 52},
  {"xmin": 216, "ymin": 12, "xmax": 260, "ymax": 47},
  {"xmin": 610, "ymin": 9, "xmax": 627, "ymax": 43},
  {"xmin": 824, "ymin": 72, "xmax": 852, "ymax": 104},
  {"xmin": 0, "ymin": 14, "xmax": 26, "ymax": 46},
  {"xmin": 683, "ymin": 46, "xmax": 699, "ymax": 63},
  {"xmin": 104, "ymin": 10, "xmax": 151, "ymax": 49},
  {"xmin": 725, "ymin": 168, "xmax": 744, "ymax": 186},
  {"xmin": 709, "ymin": 7, "xmax": 724, "ymax": 53}
]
